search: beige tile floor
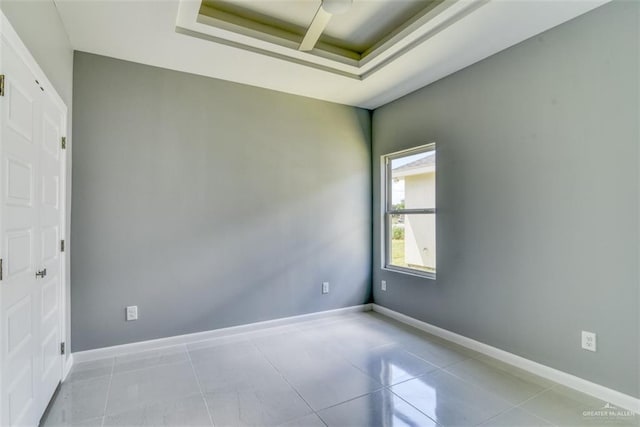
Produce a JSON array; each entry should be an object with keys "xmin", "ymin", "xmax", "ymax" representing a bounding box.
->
[{"xmin": 42, "ymin": 312, "xmax": 639, "ymax": 427}]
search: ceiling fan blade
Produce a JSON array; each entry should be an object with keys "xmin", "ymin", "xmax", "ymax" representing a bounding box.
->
[{"xmin": 299, "ymin": 5, "xmax": 332, "ymax": 52}]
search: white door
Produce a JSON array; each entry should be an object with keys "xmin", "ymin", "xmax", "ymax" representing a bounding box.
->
[
  {"xmin": 0, "ymin": 30, "xmax": 65, "ymax": 426},
  {"xmin": 36, "ymin": 81, "xmax": 64, "ymax": 417}
]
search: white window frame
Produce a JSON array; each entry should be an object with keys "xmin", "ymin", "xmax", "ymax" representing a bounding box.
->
[{"xmin": 382, "ymin": 143, "xmax": 436, "ymax": 279}]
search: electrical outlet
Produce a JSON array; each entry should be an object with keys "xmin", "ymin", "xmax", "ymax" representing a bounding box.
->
[
  {"xmin": 322, "ymin": 282, "xmax": 330, "ymax": 294},
  {"xmin": 381, "ymin": 280, "xmax": 387, "ymax": 291},
  {"xmin": 581, "ymin": 331, "xmax": 596, "ymax": 352},
  {"xmin": 126, "ymin": 305, "xmax": 138, "ymax": 321}
]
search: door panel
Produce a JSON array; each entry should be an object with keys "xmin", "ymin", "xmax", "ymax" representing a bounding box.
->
[
  {"xmin": 7, "ymin": 364, "xmax": 33, "ymax": 426},
  {"xmin": 5, "ymin": 231, "xmax": 32, "ymax": 277},
  {"xmin": 6, "ymin": 158, "xmax": 33, "ymax": 206},
  {"xmin": 36, "ymin": 74, "xmax": 64, "ymax": 418},
  {"xmin": 41, "ymin": 116, "xmax": 59, "ymax": 161},
  {"xmin": 1, "ymin": 36, "xmax": 41, "ymax": 427},
  {"xmin": 41, "ymin": 175, "xmax": 58, "ymax": 209},
  {"xmin": 1, "ymin": 32, "xmax": 65, "ymax": 426},
  {"xmin": 6, "ymin": 79, "xmax": 33, "ymax": 143},
  {"xmin": 6, "ymin": 296, "xmax": 31, "ymax": 356},
  {"xmin": 40, "ymin": 328, "xmax": 58, "ymax": 380},
  {"xmin": 41, "ymin": 280, "xmax": 57, "ymax": 322},
  {"xmin": 41, "ymin": 226, "xmax": 58, "ymax": 263}
]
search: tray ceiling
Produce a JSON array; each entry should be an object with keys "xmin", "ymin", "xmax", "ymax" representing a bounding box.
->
[
  {"xmin": 179, "ymin": 0, "xmax": 471, "ymax": 78},
  {"xmin": 199, "ymin": 0, "xmax": 439, "ymax": 56},
  {"xmin": 53, "ymin": 0, "xmax": 610, "ymax": 109}
]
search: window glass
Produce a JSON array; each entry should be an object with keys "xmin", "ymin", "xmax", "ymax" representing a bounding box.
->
[{"xmin": 383, "ymin": 144, "xmax": 436, "ymax": 278}]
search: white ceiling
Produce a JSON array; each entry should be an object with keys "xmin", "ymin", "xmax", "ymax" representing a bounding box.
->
[{"xmin": 54, "ymin": 0, "xmax": 609, "ymax": 109}]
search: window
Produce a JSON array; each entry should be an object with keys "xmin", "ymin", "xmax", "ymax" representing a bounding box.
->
[{"xmin": 383, "ymin": 144, "xmax": 436, "ymax": 278}]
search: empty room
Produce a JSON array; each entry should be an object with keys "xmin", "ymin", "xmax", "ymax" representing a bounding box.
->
[{"xmin": 0, "ymin": 0, "xmax": 638, "ymax": 426}]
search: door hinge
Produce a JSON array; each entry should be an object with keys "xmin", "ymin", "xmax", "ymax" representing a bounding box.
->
[
  {"xmin": 60, "ymin": 342, "xmax": 65, "ymax": 355},
  {"xmin": 0, "ymin": 258, "xmax": 3, "ymax": 281},
  {"xmin": 61, "ymin": 240, "xmax": 65, "ymax": 252},
  {"xmin": 0, "ymin": 75, "xmax": 4, "ymax": 96},
  {"xmin": 61, "ymin": 136, "xmax": 66, "ymax": 150}
]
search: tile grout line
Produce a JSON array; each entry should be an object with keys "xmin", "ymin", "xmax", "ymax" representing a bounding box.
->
[
  {"xmin": 291, "ymin": 320, "xmax": 405, "ymax": 392},
  {"xmin": 513, "ymin": 384, "xmax": 555, "ymax": 408},
  {"xmin": 313, "ymin": 411, "xmax": 329, "ymax": 427},
  {"xmin": 508, "ymin": 386, "xmax": 561, "ymax": 426},
  {"xmin": 321, "ymin": 343, "xmax": 390, "ymax": 387},
  {"xmin": 385, "ymin": 386, "xmax": 441, "ymax": 426},
  {"xmin": 80, "ymin": 345, "xmax": 188, "ymax": 377},
  {"xmin": 248, "ymin": 324, "xmax": 403, "ymax": 424},
  {"xmin": 254, "ymin": 334, "xmax": 394, "ymax": 415},
  {"xmin": 112, "ymin": 355, "xmax": 187, "ymax": 376},
  {"xmin": 100, "ymin": 357, "xmax": 116, "ymax": 427},
  {"xmin": 314, "ymin": 388, "xmax": 387, "ymax": 413},
  {"xmin": 405, "ymin": 347, "xmax": 473, "ymax": 371},
  {"xmin": 471, "ymin": 403, "xmax": 521, "ymax": 426},
  {"xmin": 436, "ymin": 355, "xmax": 561, "ymax": 426},
  {"xmin": 185, "ymin": 343, "xmax": 216, "ymax": 427},
  {"xmin": 249, "ymin": 340, "xmax": 320, "ymax": 422},
  {"xmin": 384, "ymin": 363, "xmax": 524, "ymax": 426},
  {"xmin": 250, "ymin": 315, "xmax": 444, "ymax": 419}
]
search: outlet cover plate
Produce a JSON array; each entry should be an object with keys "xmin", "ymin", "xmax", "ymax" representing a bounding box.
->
[
  {"xmin": 126, "ymin": 305, "xmax": 138, "ymax": 321},
  {"xmin": 322, "ymin": 282, "xmax": 329, "ymax": 294},
  {"xmin": 581, "ymin": 331, "xmax": 596, "ymax": 352}
]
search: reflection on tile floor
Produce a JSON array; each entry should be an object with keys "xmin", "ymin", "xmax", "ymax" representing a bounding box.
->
[{"xmin": 43, "ymin": 312, "xmax": 639, "ymax": 426}]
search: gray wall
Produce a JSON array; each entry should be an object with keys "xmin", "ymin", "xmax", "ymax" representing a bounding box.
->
[
  {"xmin": 71, "ymin": 52, "xmax": 372, "ymax": 351},
  {"xmin": 1, "ymin": 0, "xmax": 74, "ymax": 359},
  {"xmin": 372, "ymin": 1, "xmax": 639, "ymax": 398}
]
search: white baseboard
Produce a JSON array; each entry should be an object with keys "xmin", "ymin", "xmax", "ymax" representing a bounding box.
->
[
  {"xmin": 372, "ymin": 304, "xmax": 640, "ymax": 414},
  {"xmin": 62, "ymin": 354, "xmax": 74, "ymax": 382},
  {"xmin": 72, "ymin": 304, "xmax": 372, "ymax": 364}
]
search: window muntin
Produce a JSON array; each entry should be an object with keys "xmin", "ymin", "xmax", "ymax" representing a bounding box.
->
[{"xmin": 383, "ymin": 144, "xmax": 436, "ymax": 278}]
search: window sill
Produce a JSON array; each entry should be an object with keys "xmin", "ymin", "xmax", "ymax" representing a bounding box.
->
[{"xmin": 383, "ymin": 265, "xmax": 436, "ymax": 280}]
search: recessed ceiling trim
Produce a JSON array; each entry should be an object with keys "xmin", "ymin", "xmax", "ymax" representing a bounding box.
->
[
  {"xmin": 356, "ymin": 0, "xmax": 489, "ymax": 77},
  {"xmin": 198, "ymin": 4, "xmax": 361, "ymax": 61},
  {"xmin": 176, "ymin": 0, "xmax": 361, "ymax": 74},
  {"xmin": 175, "ymin": 26, "xmax": 362, "ymax": 80},
  {"xmin": 175, "ymin": 0, "xmax": 490, "ymax": 80},
  {"xmin": 360, "ymin": 0, "xmax": 448, "ymax": 61},
  {"xmin": 359, "ymin": 0, "xmax": 490, "ymax": 78},
  {"xmin": 360, "ymin": 0, "xmax": 474, "ymax": 66}
]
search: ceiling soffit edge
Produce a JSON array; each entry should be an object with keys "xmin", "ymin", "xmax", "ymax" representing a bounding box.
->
[{"xmin": 175, "ymin": 0, "xmax": 489, "ymax": 80}]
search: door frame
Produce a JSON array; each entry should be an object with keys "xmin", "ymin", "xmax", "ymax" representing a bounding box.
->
[{"xmin": 0, "ymin": 9, "xmax": 69, "ymax": 424}]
